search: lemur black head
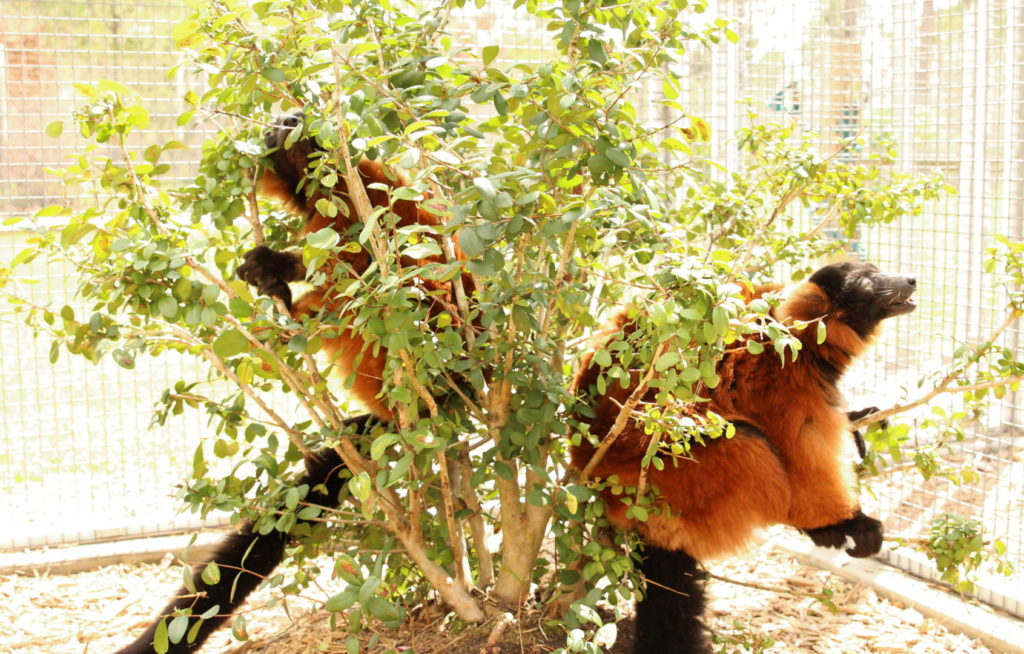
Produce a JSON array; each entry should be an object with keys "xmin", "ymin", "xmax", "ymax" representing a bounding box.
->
[
  {"xmin": 264, "ymin": 111, "xmax": 308, "ymax": 149},
  {"xmin": 263, "ymin": 111, "xmax": 322, "ymax": 202},
  {"xmin": 809, "ymin": 261, "xmax": 917, "ymax": 338}
]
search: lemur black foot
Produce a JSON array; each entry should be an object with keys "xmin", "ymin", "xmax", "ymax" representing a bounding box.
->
[{"xmin": 804, "ymin": 509, "xmax": 883, "ymax": 558}]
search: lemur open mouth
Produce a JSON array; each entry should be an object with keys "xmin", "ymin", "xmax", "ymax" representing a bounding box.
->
[{"xmin": 886, "ymin": 284, "xmax": 917, "ymax": 314}]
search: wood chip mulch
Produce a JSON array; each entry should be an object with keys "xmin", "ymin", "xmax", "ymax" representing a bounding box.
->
[{"xmin": 0, "ymin": 542, "xmax": 1001, "ymax": 653}]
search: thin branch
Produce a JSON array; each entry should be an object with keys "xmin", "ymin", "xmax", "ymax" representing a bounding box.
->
[
  {"xmin": 326, "ymin": 46, "xmax": 482, "ymax": 622},
  {"xmin": 457, "ymin": 453, "xmax": 494, "ymax": 588},
  {"xmin": 704, "ymin": 572, "xmax": 832, "ymax": 601},
  {"xmin": 190, "ymin": 332, "xmax": 313, "ymax": 458},
  {"xmin": 110, "ymin": 112, "xmax": 236, "ymax": 299},
  {"xmin": 579, "ymin": 338, "xmax": 673, "ymax": 480},
  {"xmin": 244, "ymin": 170, "xmax": 265, "ymax": 244},
  {"xmin": 732, "ymin": 183, "xmax": 803, "ymax": 275},
  {"xmin": 479, "ymin": 613, "xmax": 516, "ymax": 654},
  {"xmin": 851, "ymin": 309, "xmax": 1023, "ymax": 430},
  {"xmin": 538, "ymin": 220, "xmax": 579, "ymax": 336}
]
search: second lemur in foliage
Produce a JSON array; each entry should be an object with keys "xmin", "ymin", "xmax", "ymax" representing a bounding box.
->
[
  {"xmin": 118, "ymin": 113, "xmax": 465, "ymax": 653},
  {"xmin": 238, "ymin": 111, "xmax": 473, "ymax": 422},
  {"xmin": 570, "ymin": 261, "xmax": 917, "ymax": 653}
]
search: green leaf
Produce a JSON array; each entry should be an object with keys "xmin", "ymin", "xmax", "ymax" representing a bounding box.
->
[
  {"xmin": 34, "ymin": 205, "xmax": 70, "ymax": 218},
  {"xmin": 171, "ymin": 19, "xmax": 201, "ymax": 47},
  {"xmin": 370, "ymin": 433, "xmax": 401, "ymax": 461},
  {"xmin": 154, "ymin": 619, "xmax": 169, "ymax": 653},
  {"xmin": 493, "ymin": 92, "xmax": 508, "ymax": 116},
  {"xmin": 402, "ymin": 242, "xmax": 442, "ymax": 259},
  {"xmin": 350, "ymin": 471, "xmax": 371, "ymax": 501},
  {"xmin": 201, "ymin": 562, "xmax": 221, "ymax": 585},
  {"xmin": 494, "ymin": 460, "xmax": 514, "ymax": 480},
  {"xmin": 285, "ymin": 486, "xmax": 301, "ymax": 510},
  {"xmin": 231, "ymin": 615, "xmax": 248, "ymax": 641},
  {"xmin": 167, "ymin": 614, "xmax": 189, "ymax": 644},
  {"xmin": 515, "ymin": 191, "xmax": 539, "ymax": 206},
  {"xmin": 125, "ymin": 105, "xmax": 150, "ymax": 129},
  {"xmin": 587, "ymin": 154, "xmax": 612, "ymax": 176},
  {"xmin": 60, "ymin": 222, "xmax": 95, "ymax": 248},
  {"xmin": 326, "ymin": 589, "xmax": 359, "ymax": 612},
  {"xmin": 587, "ymin": 38, "xmax": 608, "ymax": 65},
  {"xmin": 458, "ymin": 226, "xmax": 484, "ymax": 258},
  {"xmin": 212, "ymin": 329, "xmax": 248, "ymax": 358},
  {"xmin": 307, "ymin": 227, "xmax": 340, "ymax": 249},
  {"xmin": 816, "ymin": 320, "xmax": 827, "ymax": 344},
  {"xmin": 473, "ymin": 176, "xmax": 497, "ymax": 199},
  {"xmin": 173, "ymin": 278, "xmax": 192, "ymax": 301},
  {"xmin": 227, "ymin": 297, "xmax": 252, "ymax": 319},
  {"xmin": 261, "ymin": 67, "xmax": 286, "ymax": 82},
  {"xmin": 365, "ymin": 596, "xmax": 404, "ymax": 628},
  {"xmin": 654, "ymin": 351, "xmax": 681, "ymax": 372},
  {"xmin": 186, "ymin": 618, "xmax": 204, "ymax": 645},
  {"xmin": 202, "ymin": 284, "xmax": 221, "ymax": 305},
  {"xmin": 315, "ymin": 198, "xmax": 338, "ymax": 218},
  {"xmin": 158, "ymin": 296, "xmax": 179, "ymax": 320},
  {"xmin": 45, "ymin": 121, "xmax": 63, "ymax": 138},
  {"xmin": 604, "ymin": 147, "xmax": 629, "ymax": 167},
  {"xmin": 482, "ymin": 45, "xmax": 499, "ymax": 66}
]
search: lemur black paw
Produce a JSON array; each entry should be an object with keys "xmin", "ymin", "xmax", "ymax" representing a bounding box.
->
[
  {"xmin": 847, "ymin": 406, "xmax": 885, "ymax": 459},
  {"xmin": 237, "ymin": 245, "xmax": 300, "ymax": 309},
  {"xmin": 804, "ymin": 510, "xmax": 883, "ymax": 558}
]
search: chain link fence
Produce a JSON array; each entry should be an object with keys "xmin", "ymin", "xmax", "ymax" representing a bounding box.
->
[{"xmin": 1, "ymin": 0, "xmax": 1021, "ymax": 619}]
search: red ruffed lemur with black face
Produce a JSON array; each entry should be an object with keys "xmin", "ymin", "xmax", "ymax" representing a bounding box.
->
[
  {"xmin": 117, "ymin": 112, "xmax": 468, "ymax": 653},
  {"xmin": 570, "ymin": 260, "xmax": 917, "ymax": 654},
  {"xmin": 238, "ymin": 111, "xmax": 472, "ymax": 423}
]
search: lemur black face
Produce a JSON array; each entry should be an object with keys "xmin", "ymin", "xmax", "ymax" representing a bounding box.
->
[
  {"xmin": 809, "ymin": 261, "xmax": 917, "ymax": 337},
  {"xmin": 264, "ymin": 111, "xmax": 320, "ymax": 199},
  {"xmin": 264, "ymin": 111, "xmax": 306, "ymax": 149}
]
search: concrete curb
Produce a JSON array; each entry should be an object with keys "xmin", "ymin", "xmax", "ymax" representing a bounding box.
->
[
  {"xmin": 775, "ymin": 535, "xmax": 1024, "ymax": 654},
  {"xmin": 0, "ymin": 532, "xmax": 223, "ymax": 576}
]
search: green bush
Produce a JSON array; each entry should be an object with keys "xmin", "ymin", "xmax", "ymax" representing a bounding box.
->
[{"xmin": 2, "ymin": 0, "xmax": 1019, "ymax": 650}]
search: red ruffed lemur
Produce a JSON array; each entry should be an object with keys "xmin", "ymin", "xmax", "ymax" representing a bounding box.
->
[
  {"xmin": 239, "ymin": 111, "xmax": 472, "ymax": 423},
  {"xmin": 570, "ymin": 261, "xmax": 917, "ymax": 653},
  {"xmin": 118, "ymin": 112, "xmax": 468, "ymax": 654}
]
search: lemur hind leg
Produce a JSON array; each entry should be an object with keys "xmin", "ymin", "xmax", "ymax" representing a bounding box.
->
[
  {"xmin": 116, "ymin": 414, "xmax": 377, "ymax": 654},
  {"xmin": 633, "ymin": 545, "xmax": 712, "ymax": 654}
]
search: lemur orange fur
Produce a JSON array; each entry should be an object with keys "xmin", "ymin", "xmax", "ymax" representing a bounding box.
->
[
  {"xmin": 245, "ymin": 115, "xmax": 471, "ymax": 422},
  {"xmin": 571, "ymin": 272, "xmax": 890, "ymax": 561}
]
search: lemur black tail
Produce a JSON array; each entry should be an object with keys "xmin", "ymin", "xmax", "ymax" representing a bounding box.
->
[
  {"xmin": 634, "ymin": 545, "xmax": 711, "ymax": 654},
  {"xmin": 117, "ymin": 414, "xmax": 377, "ymax": 654}
]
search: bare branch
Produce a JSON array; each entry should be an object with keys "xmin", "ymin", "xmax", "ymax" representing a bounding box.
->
[{"xmin": 851, "ymin": 309, "xmax": 1023, "ymax": 430}]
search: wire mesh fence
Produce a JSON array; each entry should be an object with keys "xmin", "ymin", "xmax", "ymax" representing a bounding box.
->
[
  {"xmin": 687, "ymin": 0, "xmax": 1024, "ymax": 618},
  {"xmin": 0, "ymin": 0, "xmax": 1021, "ymax": 619},
  {"xmin": 0, "ymin": 1, "xmax": 223, "ymax": 549}
]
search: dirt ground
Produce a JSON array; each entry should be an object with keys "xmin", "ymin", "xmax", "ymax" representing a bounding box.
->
[{"xmin": 0, "ymin": 542, "xmax": 1003, "ymax": 654}]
